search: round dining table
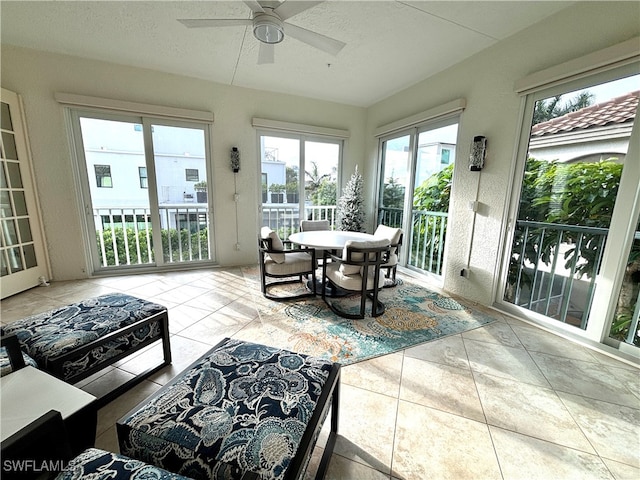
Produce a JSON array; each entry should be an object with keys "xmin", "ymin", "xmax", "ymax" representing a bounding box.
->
[{"xmin": 288, "ymin": 230, "xmax": 376, "ymax": 249}]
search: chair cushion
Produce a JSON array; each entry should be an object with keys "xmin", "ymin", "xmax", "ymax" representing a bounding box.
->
[
  {"xmin": 264, "ymin": 251, "xmax": 314, "ymax": 276},
  {"xmin": 339, "ymin": 238, "xmax": 391, "ymax": 276},
  {"xmin": 55, "ymin": 448, "xmax": 192, "ymax": 480},
  {"xmin": 374, "ymin": 225, "xmax": 402, "ymax": 267},
  {"xmin": 261, "ymin": 226, "xmax": 285, "ymax": 264},
  {"xmin": 0, "ymin": 347, "xmax": 38, "ymax": 377},
  {"xmin": 300, "ymin": 220, "xmax": 330, "ymax": 231},
  {"xmin": 326, "ymin": 262, "xmax": 387, "ymax": 290}
]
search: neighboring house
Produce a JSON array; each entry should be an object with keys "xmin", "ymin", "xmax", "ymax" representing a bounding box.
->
[{"xmin": 528, "ymin": 90, "xmax": 639, "ymax": 163}]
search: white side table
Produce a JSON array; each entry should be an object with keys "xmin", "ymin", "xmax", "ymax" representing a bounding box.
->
[{"xmin": 1, "ymin": 366, "xmax": 97, "ymax": 453}]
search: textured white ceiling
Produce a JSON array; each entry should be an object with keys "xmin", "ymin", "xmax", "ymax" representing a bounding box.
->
[{"xmin": 0, "ymin": 1, "xmax": 573, "ymax": 107}]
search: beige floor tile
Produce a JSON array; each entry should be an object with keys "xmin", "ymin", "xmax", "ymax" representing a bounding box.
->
[
  {"xmin": 510, "ymin": 323, "xmax": 601, "ymax": 362},
  {"xmin": 334, "ymin": 384, "xmax": 398, "ymax": 475},
  {"xmin": 178, "ymin": 315, "xmax": 242, "ymax": 346},
  {"xmin": 147, "ymin": 334, "xmax": 214, "ymax": 385},
  {"xmin": 182, "ymin": 288, "xmax": 240, "ymax": 311},
  {"xmin": 96, "ymin": 380, "xmax": 160, "ymax": 437},
  {"xmin": 400, "ymin": 357, "xmax": 485, "ymax": 422},
  {"xmin": 490, "ymin": 426, "xmax": 614, "ymax": 480},
  {"xmin": 149, "ymin": 283, "xmax": 212, "ymax": 305},
  {"xmin": 393, "ymin": 400, "xmax": 501, "ymax": 480},
  {"xmin": 558, "ymin": 391, "xmax": 640, "ymax": 467},
  {"xmin": 601, "ymin": 458, "xmax": 640, "ymax": 479},
  {"xmin": 94, "ymin": 425, "xmax": 121, "ymax": 453},
  {"xmin": 474, "ymin": 372, "xmax": 595, "ymax": 453},
  {"xmin": 461, "ymin": 321, "xmax": 524, "ymax": 349},
  {"xmin": 341, "ymin": 352, "xmax": 403, "ymax": 397},
  {"xmin": 81, "ymin": 368, "xmax": 137, "ymax": 398},
  {"xmin": 404, "ymin": 334, "xmax": 470, "ymax": 370},
  {"xmin": 325, "ymin": 454, "xmax": 391, "ymax": 480},
  {"xmin": 464, "ymin": 338, "xmax": 551, "ymax": 387},
  {"xmin": 530, "ymin": 352, "xmax": 640, "ymax": 407},
  {"xmin": 166, "ymin": 303, "xmax": 212, "ymax": 333}
]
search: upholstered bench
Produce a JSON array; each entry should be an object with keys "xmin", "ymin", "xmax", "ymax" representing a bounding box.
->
[
  {"xmin": 117, "ymin": 338, "xmax": 340, "ymax": 480},
  {"xmin": 55, "ymin": 448, "xmax": 193, "ymax": 480},
  {"xmin": 1, "ymin": 293, "xmax": 171, "ymax": 405}
]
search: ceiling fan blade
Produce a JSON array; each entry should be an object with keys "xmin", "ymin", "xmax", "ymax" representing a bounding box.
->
[
  {"xmin": 178, "ymin": 19, "xmax": 252, "ymax": 28},
  {"xmin": 274, "ymin": 1, "xmax": 323, "ymax": 21},
  {"xmin": 284, "ymin": 23, "xmax": 345, "ymax": 56},
  {"xmin": 257, "ymin": 42, "xmax": 275, "ymax": 64},
  {"xmin": 243, "ymin": 1, "xmax": 265, "ymax": 14}
]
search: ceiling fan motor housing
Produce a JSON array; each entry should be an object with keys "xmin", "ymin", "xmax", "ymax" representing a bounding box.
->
[{"xmin": 253, "ymin": 10, "xmax": 284, "ymax": 44}]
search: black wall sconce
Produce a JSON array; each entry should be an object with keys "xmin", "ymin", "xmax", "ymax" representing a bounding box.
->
[
  {"xmin": 469, "ymin": 136, "xmax": 487, "ymax": 171},
  {"xmin": 231, "ymin": 147, "xmax": 240, "ymax": 173}
]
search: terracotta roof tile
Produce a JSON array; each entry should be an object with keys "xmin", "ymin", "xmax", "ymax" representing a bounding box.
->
[{"xmin": 531, "ymin": 90, "xmax": 639, "ymax": 136}]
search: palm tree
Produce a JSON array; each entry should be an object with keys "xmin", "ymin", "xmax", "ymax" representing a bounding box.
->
[{"xmin": 305, "ymin": 161, "xmax": 330, "ymax": 200}]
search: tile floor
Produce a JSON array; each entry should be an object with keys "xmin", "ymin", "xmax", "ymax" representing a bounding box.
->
[{"xmin": 1, "ymin": 267, "xmax": 639, "ymax": 480}]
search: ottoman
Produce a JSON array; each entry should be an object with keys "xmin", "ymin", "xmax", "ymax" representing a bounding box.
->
[
  {"xmin": 117, "ymin": 338, "xmax": 340, "ymax": 480},
  {"xmin": 55, "ymin": 448, "xmax": 194, "ymax": 480},
  {"xmin": 2, "ymin": 293, "xmax": 171, "ymax": 405}
]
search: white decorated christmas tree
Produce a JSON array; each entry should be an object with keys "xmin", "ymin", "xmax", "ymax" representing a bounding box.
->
[{"xmin": 337, "ymin": 165, "xmax": 365, "ymax": 232}]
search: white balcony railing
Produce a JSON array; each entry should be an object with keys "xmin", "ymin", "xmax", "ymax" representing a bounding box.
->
[{"xmin": 93, "ymin": 204, "xmax": 210, "ymax": 267}]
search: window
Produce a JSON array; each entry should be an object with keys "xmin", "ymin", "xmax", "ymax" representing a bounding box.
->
[
  {"xmin": 377, "ymin": 119, "xmax": 459, "ymax": 278},
  {"xmin": 441, "ymin": 148, "xmax": 451, "ymax": 165},
  {"xmin": 261, "ymin": 173, "xmax": 268, "ymax": 203},
  {"xmin": 94, "ymin": 165, "xmax": 112, "ymax": 187},
  {"xmin": 185, "ymin": 169, "xmax": 199, "ymax": 182},
  {"xmin": 259, "ymin": 134, "xmax": 342, "ymax": 235},
  {"xmin": 139, "ymin": 167, "xmax": 148, "ymax": 188},
  {"xmin": 499, "ymin": 67, "xmax": 640, "ymax": 357}
]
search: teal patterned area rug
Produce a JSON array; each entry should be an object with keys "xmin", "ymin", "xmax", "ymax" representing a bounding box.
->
[{"xmin": 239, "ymin": 266, "xmax": 498, "ymax": 365}]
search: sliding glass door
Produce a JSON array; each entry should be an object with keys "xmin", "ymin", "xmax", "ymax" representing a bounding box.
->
[
  {"xmin": 377, "ymin": 118, "xmax": 459, "ymax": 279},
  {"xmin": 259, "ymin": 133, "xmax": 341, "ymax": 238},
  {"xmin": 499, "ymin": 69, "xmax": 639, "ymax": 353},
  {"xmin": 72, "ymin": 111, "xmax": 213, "ymax": 273}
]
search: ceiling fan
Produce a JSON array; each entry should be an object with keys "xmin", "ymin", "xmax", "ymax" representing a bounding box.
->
[{"xmin": 178, "ymin": 1, "xmax": 346, "ymax": 64}]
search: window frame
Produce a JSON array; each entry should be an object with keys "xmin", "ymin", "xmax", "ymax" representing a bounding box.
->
[{"xmin": 94, "ymin": 164, "xmax": 112, "ymax": 188}]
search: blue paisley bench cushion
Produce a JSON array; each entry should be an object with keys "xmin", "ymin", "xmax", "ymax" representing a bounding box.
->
[
  {"xmin": 2, "ymin": 293, "xmax": 168, "ymax": 383},
  {"xmin": 55, "ymin": 448, "xmax": 194, "ymax": 480},
  {"xmin": 117, "ymin": 338, "xmax": 340, "ymax": 480}
]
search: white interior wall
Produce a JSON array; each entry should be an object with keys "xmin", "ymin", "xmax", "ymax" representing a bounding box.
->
[
  {"xmin": 365, "ymin": 1, "xmax": 640, "ymax": 305},
  {"xmin": 0, "ymin": 45, "xmax": 366, "ymax": 280}
]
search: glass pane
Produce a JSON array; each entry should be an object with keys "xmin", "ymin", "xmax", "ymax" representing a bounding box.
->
[
  {"xmin": 79, "ymin": 117, "xmax": 151, "ymax": 268},
  {"xmin": 304, "ymin": 140, "xmax": 338, "ymax": 225},
  {"xmin": 7, "ymin": 162, "xmax": 23, "ymax": 188},
  {"xmin": 2, "ymin": 219, "xmax": 18, "ymax": 245},
  {"xmin": 0, "ymin": 189, "xmax": 12, "ymax": 216},
  {"xmin": 378, "ymin": 135, "xmax": 410, "ymax": 228},
  {"xmin": 12, "ymin": 191, "xmax": 27, "ymax": 216},
  {"xmin": 8, "ymin": 246, "xmax": 23, "ymax": 272},
  {"xmin": 0, "ymin": 249, "xmax": 8, "ymax": 276},
  {"xmin": 504, "ymin": 75, "xmax": 638, "ymax": 330},
  {"xmin": 610, "ymin": 214, "xmax": 640, "ymax": 347},
  {"xmin": 1, "ymin": 102, "xmax": 13, "ymax": 131},
  {"xmin": 0, "ymin": 161, "xmax": 7, "ymax": 188},
  {"xmin": 23, "ymin": 244, "xmax": 37, "ymax": 269},
  {"xmin": 260, "ymin": 136, "xmax": 300, "ymax": 237},
  {"xmin": 152, "ymin": 124, "xmax": 210, "ymax": 263},
  {"xmin": 410, "ymin": 123, "xmax": 458, "ymax": 275},
  {"xmin": 2, "ymin": 132, "xmax": 17, "ymax": 160},
  {"xmin": 18, "ymin": 218, "xmax": 32, "ymax": 242}
]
